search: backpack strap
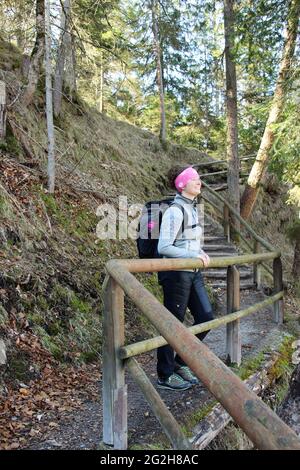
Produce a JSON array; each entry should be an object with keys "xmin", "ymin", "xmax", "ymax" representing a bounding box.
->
[
  {"xmin": 170, "ymin": 202, "xmax": 200, "ymax": 239},
  {"xmin": 170, "ymin": 202, "xmax": 185, "ymax": 239}
]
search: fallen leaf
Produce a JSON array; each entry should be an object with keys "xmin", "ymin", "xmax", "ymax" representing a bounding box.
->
[
  {"xmin": 8, "ymin": 442, "xmax": 20, "ymax": 450},
  {"xmin": 49, "ymin": 422, "xmax": 59, "ymax": 428}
]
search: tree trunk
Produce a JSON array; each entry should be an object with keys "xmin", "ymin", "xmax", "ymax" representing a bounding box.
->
[
  {"xmin": 53, "ymin": 0, "xmax": 71, "ymax": 118},
  {"xmin": 151, "ymin": 0, "xmax": 167, "ymax": 146},
  {"xmin": 99, "ymin": 50, "xmax": 104, "ymax": 113},
  {"xmin": 21, "ymin": 0, "xmax": 45, "ymax": 106},
  {"xmin": 204, "ymin": 49, "xmax": 209, "ymax": 149},
  {"xmin": 0, "ymin": 81, "xmax": 6, "ymax": 140},
  {"xmin": 224, "ymin": 0, "xmax": 240, "ymax": 238},
  {"xmin": 64, "ymin": 27, "xmax": 77, "ymax": 98},
  {"xmin": 45, "ymin": 0, "xmax": 55, "ymax": 193},
  {"xmin": 240, "ymin": 0, "xmax": 300, "ymax": 220},
  {"xmin": 292, "ymin": 238, "xmax": 300, "ymax": 279}
]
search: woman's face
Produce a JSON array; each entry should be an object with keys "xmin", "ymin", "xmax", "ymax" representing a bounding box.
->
[{"xmin": 182, "ymin": 176, "xmax": 202, "ymax": 197}]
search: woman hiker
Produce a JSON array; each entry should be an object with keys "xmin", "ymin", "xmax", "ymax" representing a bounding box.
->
[{"xmin": 157, "ymin": 165, "xmax": 214, "ymax": 391}]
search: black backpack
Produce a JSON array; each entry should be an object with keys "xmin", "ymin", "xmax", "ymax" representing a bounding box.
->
[{"xmin": 136, "ymin": 198, "xmax": 186, "ymax": 259}]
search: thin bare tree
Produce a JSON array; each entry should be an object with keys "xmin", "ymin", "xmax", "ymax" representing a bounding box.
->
[
  {"xmin": 21, "ymin": 0, "xmax": 45, "ymax": 106},
  {"xmin": 151, "ymin": 0, "xmax": 167, "ymax": 146},
  {"xmin": 0, "ymin": 81, "xmax": 6, "ymax": 140},
  {"xmin": 224, "ymin": 0, "xmax": 240, "ymax": 237},
  {"xmin": 53, "ymin": 0, "xmax": 71, "ymax": 117},
  {"xmin": 45, "ymin": 0, "xmax": 55, "ymax": 193}
]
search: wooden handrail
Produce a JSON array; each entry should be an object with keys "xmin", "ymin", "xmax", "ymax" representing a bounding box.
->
[{"xmin": 106, "ymin": 252, "xmax": 281, "ymax": 273}]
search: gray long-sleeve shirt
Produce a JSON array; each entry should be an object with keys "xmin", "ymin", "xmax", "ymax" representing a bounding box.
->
[{"xmin": 157, "ymin": 193, "xmax": 205, "ymax": 270}]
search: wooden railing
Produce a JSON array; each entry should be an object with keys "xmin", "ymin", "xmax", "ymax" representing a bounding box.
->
[
  {"xmin": 199, "ymin": 179, "xmax": 276, "ymax": 286},
  {"xmin": 101, "ymin": 253, "xmax": 300, "ymax": 450}
]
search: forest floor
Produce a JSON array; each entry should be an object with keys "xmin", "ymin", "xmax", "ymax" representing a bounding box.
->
[{"xmin": 1, "ymin": 287, "xmax": 297, "ymax": 451}]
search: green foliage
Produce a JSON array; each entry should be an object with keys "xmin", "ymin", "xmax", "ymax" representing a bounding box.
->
[
  {"xmin": 238, "ymin": 99, "xmax": 270, "ymax": 157},
  {"xmin": 40, "ymin": 192, "xmax": 66, "ymax": 223},
  {"xmin": 0, "ymin": 0, "xmax": 297, "ymax": 160},
  {"xmin": 0, "ymin": 36, "xmax": 22, "ymax": 70},
  {"xmin": 1, "ymin": 126, "xmax": 23, "ymax": 156},
  {"xmin": 0, "ymin": 304, "xmax": 8, "ymax": 326},
  {"xmin": 39, "ymin": 191, "xmax": 97, "ymax": 241},
  {"xmin": 22, "ymin": 277, "xmax": 101, "ymax": 364},
  {"xmin": 130, "ymin": 441, "xmax": 168, "ymax": 451},
  {"xmin": 231, "ymin": 351, "xmax": 266, "ymax": 381},
  {"xmin": 205, "ymin": 284, "xmax": 219, "ymax": 311},
  {"xmin": 8, "ymin": 352, "xmax": 30, "ymax": 381},
  {"xmin": 268, "ymin": 85, "xmax": 300, "ymax": 212},
  {"xmin": 268, "ymin": 335, "xmax": 295, "ymax": 381},
  {"xmin": 287, "ymin": 219, "xmax": 300, "ymax": 242},
  {"xmin": 182, "ymin": 400, "xmax": 218, "ymax": 437},
  {"xmin": 137, "ymin": 93, "xmax": 180, "ymax": 137},
  {"xmin": 70, "ymin": 294, "xmax": 92, "ymax": 315},
  {"xmin": 269, "ymin": 100, "xmax": 300, "ymax": 188}
]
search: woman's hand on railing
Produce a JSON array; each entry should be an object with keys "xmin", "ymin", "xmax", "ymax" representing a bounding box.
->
[{"xmin": 197, "ymin": 253, "xmax": 210, "ymax": 268}]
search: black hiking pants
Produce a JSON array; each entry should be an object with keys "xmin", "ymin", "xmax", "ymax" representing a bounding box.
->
[{"xmin": 157, "ymin": 270, "xmax": 214, "ymax": 379}]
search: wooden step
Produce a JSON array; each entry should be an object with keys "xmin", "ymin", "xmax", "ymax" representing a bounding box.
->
[
  {"xmin": 204, "ymin": 266, "xmax": 253, "ymax": 272},
  {"xmin": 203, "ymin": 244, "xmax": 236, "ymax": 252},
  {"xmin": 207, "ymin": 281, "xmax": 255, "ymax": 290},
  {"xmin": 205, "ymin": 252, "xmax": 241, "ymax": 257},
  {"xmin": 203, "ymin": 231, "xmax": 222, "ymax": 237},
  {"xmin": 203, "ymin": 270, "xmax": 253, "ymax": 279},
  {"xmin": 203, "ymin": 236, "xmax": 227, "ymax": 243}
]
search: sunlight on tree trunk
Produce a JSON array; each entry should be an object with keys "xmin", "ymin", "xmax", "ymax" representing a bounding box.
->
[
  {"xmin": 292, "ymin": 238, "xmax": 300, "ymax": 278},
  {"xmin": 151, "ymin": 0, "xmax": 167, "ymax": 147},
  {"xmin": 240, "ymin": 0, "xmax": 300, "ymax": 220},
  {"xmin": 224, "ymin": 0, "xmax": 240, "ymax": 238},
  {"xmin": 21, "ymin": 0, "xmax": 45, "ymax": 106},
  {"xmin": 54, "ymin": 0, "xmax": 71, "ymax": 118},
  {"xmin": 45, "ymin": 0, "xmax": 55, "ymax": 193},
  {"xmin": 0, "ymin": 81, "xmax": 6, "ymax": 140}
]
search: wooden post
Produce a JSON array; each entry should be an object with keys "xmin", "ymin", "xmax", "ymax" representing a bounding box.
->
[
  {"xmin": 253, "ymin": 240, "xmax": 261, "ymax": 290},
  {"xmin": 273, "ymin": 257, "xmax": 284, "ymax": 324},
  {"xmin": 0, "ymin": 81, "xmax": 6, "ymax": 140},
  {"xmin": 226, "ymin": 265, "xmax": 241, "ymax": 365},
  {"xmin": 102, "ymin": 276, "xmax": 127, "ymax": 449},
  {"xmin": 223, "ymin": 204, "xmax": 230, "ymax": 242}
]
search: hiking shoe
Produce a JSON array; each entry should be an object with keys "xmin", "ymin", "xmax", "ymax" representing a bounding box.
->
[
  {"xmin": 157, "ymin": 373, "xmax": 192, "ymax": 391},
  {"xmin": 175, "ymin": 366, "xmax": 199, "ymax": 385}
]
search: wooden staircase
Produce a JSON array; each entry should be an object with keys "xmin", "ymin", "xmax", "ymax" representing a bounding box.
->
[{"xmin": 202, "ymin": 215, "xmax": 254, "ymax": 290}]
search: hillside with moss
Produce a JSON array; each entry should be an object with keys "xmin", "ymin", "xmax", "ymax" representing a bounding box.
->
[{"xmin": 0, "ymin": 38, "xmax": 218, "ymax": 369}]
